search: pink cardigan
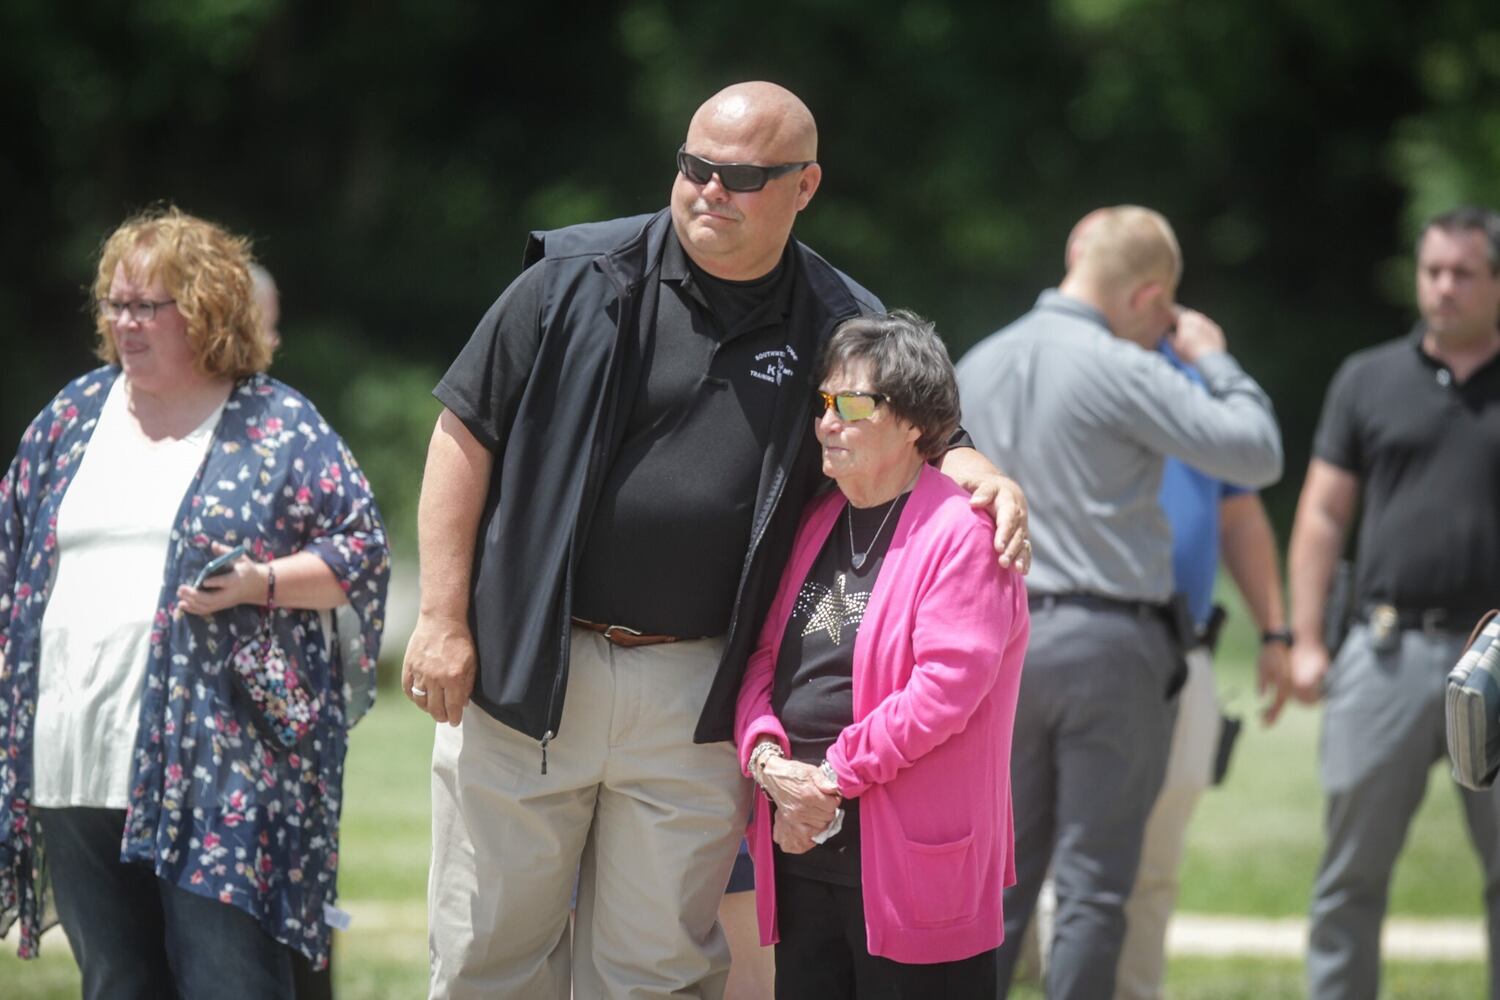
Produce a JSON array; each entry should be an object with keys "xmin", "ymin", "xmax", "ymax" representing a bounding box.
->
[{"xmin": 734, "ymin": 463, "xmax": 1029, "ymax": 964}]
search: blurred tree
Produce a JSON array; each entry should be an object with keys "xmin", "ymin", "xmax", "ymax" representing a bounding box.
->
[
  {"xmin": 3, "ymin": 0, "xmax": 1497, "ymax": 542},
  {"xmin": 1389, "ymin": 22, "xmax": 1500, "ymax": 284}
]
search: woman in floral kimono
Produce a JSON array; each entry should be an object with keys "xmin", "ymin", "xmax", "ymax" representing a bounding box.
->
[{"xmin": 0, "ymin": 206, "xmax": 390, "ymax": 999}]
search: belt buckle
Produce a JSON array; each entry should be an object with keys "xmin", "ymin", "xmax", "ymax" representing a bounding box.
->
[
  {"xmin": 1421, "ymin": 608, "xmax": 1448, "ymax": 635},
  {"xmin": 1369, "ymin": 603, "xmax": 1399, "ymax": 647},
  {"xmin": 602, "ymin": 624, "xmax": 644, "ymax": 644}
]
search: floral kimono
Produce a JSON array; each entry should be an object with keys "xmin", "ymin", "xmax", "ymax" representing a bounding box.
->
[{"xmin": 0, "ymin": 367, "xmax": 389, "ymax": 967}]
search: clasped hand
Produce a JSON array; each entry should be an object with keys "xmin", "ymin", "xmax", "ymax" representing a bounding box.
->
[
  {"xmin": 760, "ymin": 756, "xmax": 840, "ymax": 855},
  {"xmin": 1288, "ymin": 640, "xmax": 1330, "ymax": 705}
]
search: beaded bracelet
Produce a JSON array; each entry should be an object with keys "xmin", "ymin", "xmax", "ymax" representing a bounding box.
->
[{"xmin": 748, "ymin": 741, "xmax": 785, "ymax": 787}]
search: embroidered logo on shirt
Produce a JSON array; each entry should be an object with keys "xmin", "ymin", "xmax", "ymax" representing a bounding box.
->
[
  {"xmin": 794, "ymin": 573, "xmax": 869, "ymax": 645},
  {"xmin": 750, "ymin": 345, "xmax": 798, "ymax": 386}
]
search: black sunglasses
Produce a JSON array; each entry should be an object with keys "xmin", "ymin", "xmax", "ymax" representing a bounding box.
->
[{"xmin": 676, "ymin": 146, "xmax": 814, "ymax": 193}]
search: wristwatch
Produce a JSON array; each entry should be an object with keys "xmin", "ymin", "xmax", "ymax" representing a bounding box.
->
[
  {"xmin": 819, "ymin": 759, "xmax": 839, "ymax": 790},
  {"xmin": 1260, "ymin": 627, "xmax": 1294, "ymax": 646}
]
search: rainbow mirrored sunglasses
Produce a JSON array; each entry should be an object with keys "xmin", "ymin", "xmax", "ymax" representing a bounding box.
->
[{"xmin": 816, "ymin": 390, "xmax": 889, "ymax": 421}]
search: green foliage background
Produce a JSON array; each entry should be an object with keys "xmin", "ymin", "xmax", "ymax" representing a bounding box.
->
[
  {"xmin": 7, "ymin": 9, "xmax": 1500, "ymax": 990},
  {"xmin": 4, "ymin": 0, "xmax": 1500, "ymax": 546}
]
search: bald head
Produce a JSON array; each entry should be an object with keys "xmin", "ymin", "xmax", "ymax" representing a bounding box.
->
[
  {"xmin": 1059, "ymin": 205, "xmax": 1182, "ymax": 346},
  {"xmin": 687, "ymin": 81, "xmax": 818, "ymax": 163},
  {"xmin": 671, "ymin": 81, "xmax": 823, "ymax": 280},
  {"xmin": 249, "ymin": 262, "xmax": 281, "ymax": 351},
  {"xmin": 1064, "ymin": 208, "xmax": 1111, "ymax": 270},
  {"xmin": 1066, "ymin": 206, "xmax": 1181, "ymax": 291}
]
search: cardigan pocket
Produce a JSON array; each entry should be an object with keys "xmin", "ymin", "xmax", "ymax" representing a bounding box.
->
[{"xmin": 900, "ymin": 830, "xmax": 979, "ymax": 927}]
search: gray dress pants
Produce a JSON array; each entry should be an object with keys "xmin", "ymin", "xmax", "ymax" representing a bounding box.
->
[
  {"xmin": 996, "ymin": 601, "xmax": 1178, "ymax": 999},
  {"xmin": 1308, "ymin": 623, "xmax": 1500, "ymax": 1000}
]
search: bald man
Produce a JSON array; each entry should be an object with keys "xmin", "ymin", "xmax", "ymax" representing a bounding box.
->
[
  {"xmin": 408, "ymin": 81, "xmax": 1029, "ymax": 999},
  {"xmin": 1026, "ymin": 213, "xmax": 1292, "ymax": 1000},
  {"xmin": 249, "ymin": 262, "xmax": 281, "ymax": 351},
  {"xmin": 956, "ymin": 206, "xmax": 1282, "ymax": 999}
]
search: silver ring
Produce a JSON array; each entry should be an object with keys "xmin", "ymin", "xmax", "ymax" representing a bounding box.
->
[{"xmin": 410, "ymin": 685, "xmax": 427, "ymax": 697}]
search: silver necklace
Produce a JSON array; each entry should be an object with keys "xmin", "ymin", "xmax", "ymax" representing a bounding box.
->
[
  {"xmin": 846, "ymin": 470, "xmax": 912, "ymax": 569},
  {"xmin": 847, "ymin": 499, "xmax": 898, "ymax": 570}
]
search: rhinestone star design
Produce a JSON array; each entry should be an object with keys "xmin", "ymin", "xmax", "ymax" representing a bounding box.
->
[{"xmin": 795, "ymin": 573, "xmax": 870, "ymax": 644}]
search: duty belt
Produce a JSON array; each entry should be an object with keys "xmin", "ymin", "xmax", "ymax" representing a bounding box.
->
[
  {"xmin": 1027, "ymin": 592, "xmax": 1168, "ymax": 620},
  {"xmin": 1358, "ymin": 603, "xmax": 1479, "ymax": 643},
  {"xmin": 1029, "ymin": 592, "xmax": 1187, "ymax": 698}
]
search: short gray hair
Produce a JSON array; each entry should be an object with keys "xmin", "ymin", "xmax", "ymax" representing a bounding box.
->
[{"xmin": 817, "ymin": 309, "xmax": 960, "ymax": 460}]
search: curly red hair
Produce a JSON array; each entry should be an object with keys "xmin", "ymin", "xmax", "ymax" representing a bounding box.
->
[{"xmin": 93, "ymin": 206, "xmax": 271, "ymax": 379}]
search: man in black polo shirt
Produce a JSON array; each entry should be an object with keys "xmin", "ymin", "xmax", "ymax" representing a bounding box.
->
[
  {"xmin": 402, "ymin": 81, "xmax": 1028, "ymax": 999},
  {"xmin": 1288, "ymin": 205, "xmax": 1500, "ymax": 1000}
]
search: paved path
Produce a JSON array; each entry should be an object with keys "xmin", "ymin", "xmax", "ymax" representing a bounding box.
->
[
  {"xmin": 332, "ymin": 901, "xmax": 1488, "ymax": 962},
  {"xmin": 1168, "ymin": 913, "xmax": 1484, "ymax": 960},
  {"xmin": 10, "ymin": 903, "xmax": 1487, "ymax": 962},
  {"xmin": 327, "ymin": 903, "xmax": 1491, "ymax": 962}
]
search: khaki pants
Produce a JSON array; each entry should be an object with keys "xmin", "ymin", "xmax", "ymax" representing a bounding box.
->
[
  {"xmin": 1116, "ymin": 644, "xmax": 1219, "ymax": 1000},
  {"xmin": 428, "ymin": 627, "xmax": 752, "ymax": 999}
]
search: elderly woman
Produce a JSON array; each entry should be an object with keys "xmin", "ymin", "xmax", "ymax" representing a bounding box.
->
[
  {"xmin": 0, "ymin": 207, "xmax": 389, "ymax": 998},
  {"xmin": 735, "ymin": 310, "xmax": 1028, "ymax": 998}
]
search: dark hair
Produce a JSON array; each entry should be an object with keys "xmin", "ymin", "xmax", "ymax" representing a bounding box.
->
[
  {"xmin": 817, "ymin": 309, "xmax": 960, "ymax": 459},
  {"xmin": 1418, "ymin": 205, "xmax": 1500, "ymax": 273}
]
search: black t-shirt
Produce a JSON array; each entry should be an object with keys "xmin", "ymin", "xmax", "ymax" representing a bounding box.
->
[
  {"xmin": 571, "ymin": 237, "xmax": 804, "ymax": 636},
  {"xmin": 771, "ymin": 492, "xmax": 910, "ymax": 886},
  {"xmin": 1313, "ymin": 329, "xmax": 1500, "ymax": 616}
]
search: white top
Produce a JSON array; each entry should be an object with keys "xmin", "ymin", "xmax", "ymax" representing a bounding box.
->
[{"xmin": 33, "ymin": 378, "xmax": 224, "ymax": 808}]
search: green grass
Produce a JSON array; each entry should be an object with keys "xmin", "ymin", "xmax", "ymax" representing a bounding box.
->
[
  {"xmin": 337, "ymin": 700, "xmax": 436, "ymax": 904},
  {"xmin": 4, "ymin": 582, "xmax": 1492, "ymax": 997},
  {"xmin": 1009, "ymin": 956, "xmax": 1488, "ymax": 999},
  {"xmin": 1, "ymin": 700, "xmax": 439, "ymax": 999},
  {"xmin": 0, "ymin": 949, "xmax": 78, "ymax": 1000},
  {"xmin": 1180, "ymin": 583, "xmax": 1485, "ymax": 918}
]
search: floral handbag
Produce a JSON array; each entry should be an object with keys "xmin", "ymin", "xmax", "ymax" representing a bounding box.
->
[{"xmin": 228, "ymin": 562, "xmax": 320, "ymax": 750}]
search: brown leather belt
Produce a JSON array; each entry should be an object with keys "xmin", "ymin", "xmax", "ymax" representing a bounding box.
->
[{"xmin": 571, "ymin": 617, "xmax": 682, "ymax": 647}]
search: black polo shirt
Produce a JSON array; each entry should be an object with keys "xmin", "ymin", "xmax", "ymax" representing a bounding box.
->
[
  {"xmin": 1313, "ymin": 328, "xmax": 1500, "ymax": 616},
  {"xmin": 571, "ymin": 235, "xmax": 806, "ymax": 636},
  {"xmin": 770, "ymin": 493, "xmax": 910, "ymax": 886}
]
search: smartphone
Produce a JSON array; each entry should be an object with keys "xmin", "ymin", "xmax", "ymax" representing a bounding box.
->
[{"xmin": 192, "ymin": 542, "xmax": 250, "ymax": 589}]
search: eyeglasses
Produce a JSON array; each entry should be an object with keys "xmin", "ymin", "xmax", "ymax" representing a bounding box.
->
[
  {"xmin": 676, "ymin": 146, "xmax": 814, "ymax": 193},
  {"xmin": 98, "ymin": 299, "xmax": 176, "ymax": 322},
  {"xmin": 816, "ymin": 390, "xmax": 889, "ymax": 421}
]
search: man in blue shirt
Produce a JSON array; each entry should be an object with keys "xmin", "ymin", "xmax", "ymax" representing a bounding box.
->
[{"xmin": 1116, "ymin": 342, "xmax": 1291, "ymax": 1000}]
